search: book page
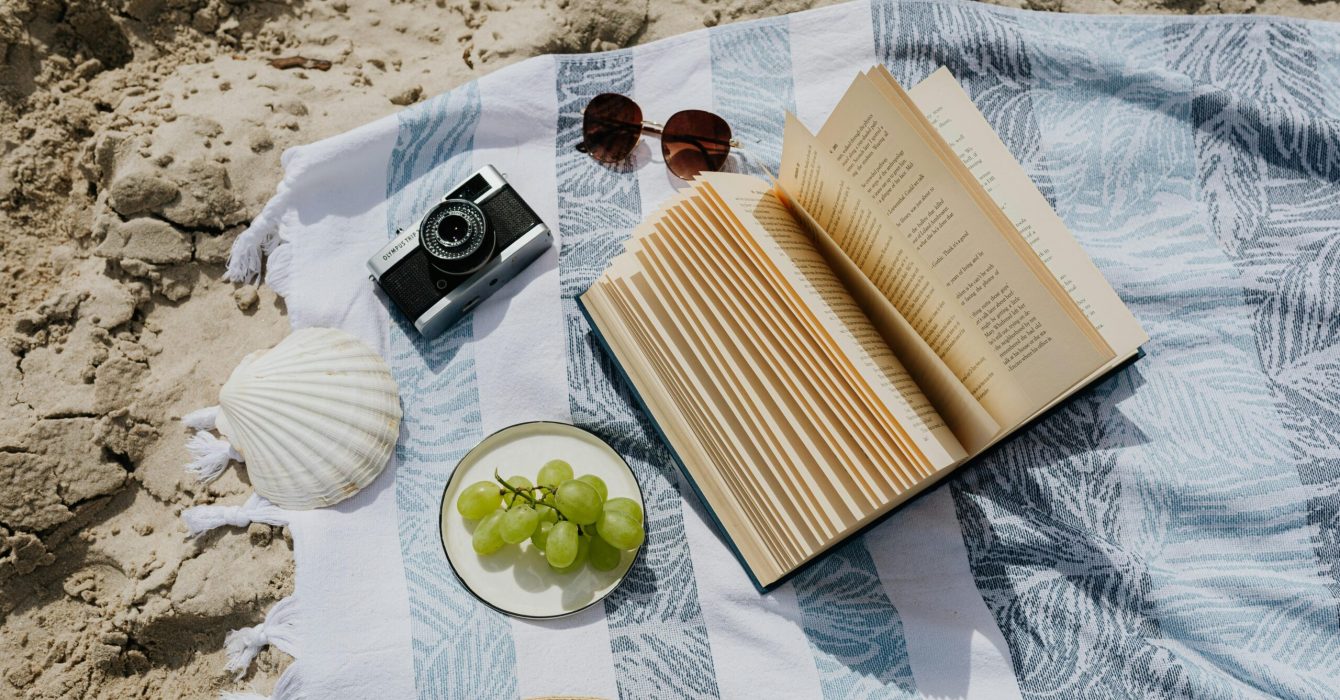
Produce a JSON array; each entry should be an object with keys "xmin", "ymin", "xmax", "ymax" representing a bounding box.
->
[
  {"xmin": 861, "ymin": 66, "xmax": 1110, "ymax": 355},
  {"xmin": 787, "ymin": 72, "xmax": 1114, "ymax": 426},
  {"xmin": 780, "ymin": 114, "xmax": 1036, "ymax": 429},
  {"xmin": 773, "ymin": 182, "xmax": 1001, "ymax": 454},
  {"xmin": 670, "ymin": 194, "xmax": 931, "ymax": 490},
  {"xmin": 906, "ymin": 67, "xmax": 1148, "ymax": 354},
  {"xmin": 702, "ymin": 172, "xmax": 966, "ymax": 470},
  {"xmin": 653, "ymin": 207, "xmax": 907, "ymax": 502},
  {"xmin": 608, "ymin": 272, "xmax": 820, "ymax": 559},
  {"xmin": 581, "ymin": 280, "xmax": 786, "ymax": 581},
  {"xmin": 632, "ymin": 238, "xmax": 867, "ymax": 526}
]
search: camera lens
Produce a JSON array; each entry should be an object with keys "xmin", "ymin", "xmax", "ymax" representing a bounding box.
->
[
  {"xmin": 420, "ymin": 199, "xmax": 494, "ymax": 277},
  {"xmin": 442, "ymin": 216, "xmax": 468, "ymax": 244}
]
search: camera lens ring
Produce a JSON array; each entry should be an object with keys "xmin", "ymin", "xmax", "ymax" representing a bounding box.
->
[{"xmin": 420, "ymin": 199, "xmax": 495, "ymax": 277}]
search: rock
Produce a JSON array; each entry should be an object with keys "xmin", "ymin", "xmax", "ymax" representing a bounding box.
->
[
  {"xmin": 107, "ymin": 172, "xmax": 179, "ymax": 216},
  {"xmin": 246, "ymin": 127, "xmax": 273, "ymax": 153},
  {"xmin": 194, "ymin": 226, "xmax": 241, "ymax": 265},
  {"xmin": 276, "ymin": 98, "xmax": 308, "ymax": 116},
  {"xmin": 93, "ymin": 357, "xmax": 147, "ymax": 414},
  {"xmin": 1, "ymin": 532, "xmax": 55, "ymax": 579},
  {"xmin": 388, "ymin": 85, "xmax": 422, "ymax": 106},
  {"xmin": 122, "ymin": 0, "xmax": 163, "ymax": 21},
  {"xmin": 96, "ymin": 218, "xmax": 192, "ymax": 265},
  {"xmin": 16, "ymin": 322, "xmax": 109, "ymax": 418},
  {"xmin": 233, "ymin": 285, "xmax": 258, "ymax": 311},
  {"xmin": 78, "ymin": 276, "xmax": 139, "ymax": 330},
  {"xmin": 159, "ymin": 160, "xmax": 243, "ymax": 230},
  {"xmin": 0, "ymin": 419, "xmax": 126, "ymax": 533}
]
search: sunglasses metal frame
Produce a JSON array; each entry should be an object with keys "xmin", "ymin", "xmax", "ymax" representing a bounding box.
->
[
  {"xmin": 578, "ymin": 96, "xmax": 742, "ymax": 179},
  {"xmin": 638, "ymin": 117, "xmax": 743, "ymax": 150}
]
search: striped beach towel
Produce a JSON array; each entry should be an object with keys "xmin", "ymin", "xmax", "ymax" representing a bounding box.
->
[{"xmin": 223, "ymin": 0, "xmax": 1340, "ymax": 697}]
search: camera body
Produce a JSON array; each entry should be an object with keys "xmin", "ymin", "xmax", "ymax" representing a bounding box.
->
[{"xmin": 368, "ymin": 165, "xmax": 552, "ymax": 338}]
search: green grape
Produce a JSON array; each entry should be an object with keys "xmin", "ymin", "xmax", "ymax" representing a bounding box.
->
[
  {"xmin": 577, "ymin": 474, "xmax": 608, "ymax": 503},
  {"xmin": 554, "ymin": 479, "xmax": 602, "ymax": 524},
  {"xmin": 537, "ymin": 459, "xmax": 574, "ymax": 488},
  {"xmin": 471, "ymin": 510, "xmax": 507, "ymax": 555},
  {"xmin": 456, "ymin": 481, "xmax": 502, "ymax": 520},
  {"xmin": 596, "ymin": 510, "xmax": 645, "ymax": 550},
  {"xmin": 554, "ymin": 536, "xmax": 590, "ymax": 574},
  {"xmin": 531, "ymin": 521, "xmax": 554, "ymax": 550},
  {"xmin": 545, "ymin": 521, "xmax": 579, "ymax": 568},
  {"xmin": 602, "ymin": 497, "xmax": 643, "ymax": 523},
  {"xmin": 589, "ymin": 535, "xmax": 621, "ymax": 571},
  {"xmin": 499, "ymin": 505, "xmax": 539, "ymax": 544},
  {"xmin": 535, "ymin": 503, "xmax": 559, "ymax": 524},
  {"xmin": 501, "ymin": 475, "xmax": 533, "ymax": 508}
]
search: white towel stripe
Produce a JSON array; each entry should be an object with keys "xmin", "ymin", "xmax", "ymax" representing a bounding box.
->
[
  {"xmin": 870, "ymin": 489, "xmax": 1026, "ymax": 699},
  {"xmin": 272, "ymin": 119, "xmax": 418, "ymax": 700}
]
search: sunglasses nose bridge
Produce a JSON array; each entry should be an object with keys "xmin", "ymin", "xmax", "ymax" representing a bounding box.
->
[{"xmin": 640, "ymin": 120, "xmax": 665, "ymax": 136}]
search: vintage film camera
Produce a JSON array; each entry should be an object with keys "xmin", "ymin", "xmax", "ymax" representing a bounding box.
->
[{"xmin": 367, "ymin": 166, "xmax": 552, "ymax": 338}]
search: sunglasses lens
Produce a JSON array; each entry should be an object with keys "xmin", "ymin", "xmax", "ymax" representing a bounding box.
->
[
  {"xmin": 582, "ymin": 93, "xmax": 643, "ymax": 163},
  {"xmin": 661, "ymin": 110, "xmax": 732, "ymax": 179}
]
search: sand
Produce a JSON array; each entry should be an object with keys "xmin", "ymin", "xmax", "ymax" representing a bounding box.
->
[{"xmin": 0, "ymin": 0, "xmax": 1334, "ymax": 697}]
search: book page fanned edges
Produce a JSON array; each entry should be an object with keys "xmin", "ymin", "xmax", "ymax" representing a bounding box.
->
[{"xmin": 578, "ymin": 66, "xmax": 1145, "ymax": 589}]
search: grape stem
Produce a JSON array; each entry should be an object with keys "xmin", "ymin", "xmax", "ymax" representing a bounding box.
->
[{"xmin": 493, "ymin": 471, "xmax": 568, "ymax": 521}]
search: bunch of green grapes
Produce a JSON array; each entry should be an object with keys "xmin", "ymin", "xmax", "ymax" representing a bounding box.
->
[{"xmin": 455, "ymin": 459, "xmax": 645, "ymax": 573}]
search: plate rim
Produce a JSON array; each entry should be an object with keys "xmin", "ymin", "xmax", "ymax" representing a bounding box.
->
[{"xmin": 436, "ymin": 420, "xmax": 645, "ymax": 620}]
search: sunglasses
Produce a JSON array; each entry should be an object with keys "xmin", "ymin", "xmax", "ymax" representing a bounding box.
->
[{"xmin": 577, "ymin": 93, "xmax": 742, "ymax": 179}]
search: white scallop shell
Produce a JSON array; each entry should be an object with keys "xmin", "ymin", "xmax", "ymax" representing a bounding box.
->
[{"xmin": 215, "ymin": 327, "xmax": 403, "ymax": 510}]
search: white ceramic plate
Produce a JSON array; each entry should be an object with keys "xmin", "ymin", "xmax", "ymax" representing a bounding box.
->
[{"xmin": 438, "ymin": 421, "xmax": 643, "ymax": 618}]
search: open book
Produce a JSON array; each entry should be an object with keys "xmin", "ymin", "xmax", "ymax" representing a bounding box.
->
[{"xmin": 577, "ymin": 66, "xmax": 1148, "ymax": 591}]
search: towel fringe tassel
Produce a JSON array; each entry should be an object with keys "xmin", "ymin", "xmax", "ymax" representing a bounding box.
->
[
  {"xmin": 225, "ymin": 596, "xmax": 298, "ymax": 679},
  {"xmin": 182, "ymin": 493, "xmax": 287, "ymax": 537},
  {"xmin": 185, "ymin": 431, "xmax": 242, "ymax": 482},
  {"xmin": 225, "ymin": 172, "xmax": 293, "ymax": 284},
  {"xmin": 221, "ymin": 662, "xmax": 302, "ymax": 700},
  {"xmin": 182, "ymin": 405, "xmax": 221, "ymax": 431}
]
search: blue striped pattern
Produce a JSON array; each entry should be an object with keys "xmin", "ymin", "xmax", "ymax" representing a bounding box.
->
[
  {"xmin": 873, "ymin": 1, "xmax": 1340, "ymax": 697},
  {"xmin": 384, "ymin": 84, "xmax": 519, "ymax": 699}
]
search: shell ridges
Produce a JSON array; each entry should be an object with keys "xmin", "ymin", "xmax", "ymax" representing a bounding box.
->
[{"xmin": 216, "ymin": 327, "xmax": 403, "ymax": 509}]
